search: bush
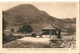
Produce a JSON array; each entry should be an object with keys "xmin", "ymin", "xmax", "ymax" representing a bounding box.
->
[
  {"xmin": 8, "ymin": 34, "xmax": 14, "ymax": 41},
  {"xmin": 11, "ymin": 29, "xmax": 14, "ymax": 32}
]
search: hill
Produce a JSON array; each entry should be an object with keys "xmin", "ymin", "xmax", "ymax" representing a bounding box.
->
[
  {"xmin": 3, "ymin": 4, "xmax": 76, "ymax": 34},
  {"xmin": 61, "ymin": 17, "xmax": 76, "ymax": 23}
]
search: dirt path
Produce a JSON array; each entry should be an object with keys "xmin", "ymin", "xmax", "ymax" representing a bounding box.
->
[
  {"xmin": 18, "ymin": 37, "xmax": 50, "ymax": 43},
  {"xmin": 3, "ymin": 37, "xmax": 53, "ymax": 48}
]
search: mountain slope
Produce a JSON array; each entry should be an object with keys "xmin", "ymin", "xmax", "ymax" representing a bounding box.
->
[
  {"xmin": 3, "ymin": 4, "xmax": 76, "ymax": 34},
  {"xmin": 4, "ymin": 4, "xmax": 50, "ymax": 25},
  {"xmin": 61, "ymin": 17, "xmax": 76, "ymax": 23}
]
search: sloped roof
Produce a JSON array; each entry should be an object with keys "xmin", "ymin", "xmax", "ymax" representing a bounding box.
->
[{"xmin": 42, "ymin": 24, "xmax": 57, "ymax": 30}]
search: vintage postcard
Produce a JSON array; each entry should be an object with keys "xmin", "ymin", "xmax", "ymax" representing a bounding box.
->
[{"xmin": 0, "ymin": 1, "xmax": 79, "ymax": 54}]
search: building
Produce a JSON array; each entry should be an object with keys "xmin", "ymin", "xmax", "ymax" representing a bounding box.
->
[{"xmin": 42, "ymin": 24, "xmax": 61, "ymax": 38}]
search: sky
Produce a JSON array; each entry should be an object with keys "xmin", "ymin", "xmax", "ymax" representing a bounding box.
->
[{"xmin": 2, "ymin": 2, "xmax": 76, "ymax": 19}]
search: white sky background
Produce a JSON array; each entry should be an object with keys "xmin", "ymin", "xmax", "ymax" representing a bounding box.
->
[{"xmin": 2, "ymin": 2, "xmax": 76, "ymax": 19}]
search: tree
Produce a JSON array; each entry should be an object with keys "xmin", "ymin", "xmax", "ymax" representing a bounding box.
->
[
  {"xmin": 2, "ymin": 18, "xmax": 8, "ymax": 43},
  {"xmin": 3, "ymin": 18, "xmax": 7, "ymax": 31},
  {"xmin": 18, "ymin": 25, "xmax": 33, "ymax": 33},
  {"xmin": 11, "ymin": 29, "xmax": 14, "ymax": 32},
  {"xmin": 17, "ymin": 27, "xmax": 24, "ymax": 33}
]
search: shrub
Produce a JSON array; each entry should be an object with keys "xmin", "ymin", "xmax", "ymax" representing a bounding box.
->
[{"xmin": 11, "ymin": 29, "xmax": 14, "ymax": 32}]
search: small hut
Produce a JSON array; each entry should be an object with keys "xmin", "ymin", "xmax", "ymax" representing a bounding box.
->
[{"xmin": 42, "ymin": 24, "xmax": 61, "ymax": 38}]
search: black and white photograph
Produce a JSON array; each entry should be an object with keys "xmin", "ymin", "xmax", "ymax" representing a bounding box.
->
[{"xmin": 2, "ymin": 2, "xmax": 77, "ymax": 48}]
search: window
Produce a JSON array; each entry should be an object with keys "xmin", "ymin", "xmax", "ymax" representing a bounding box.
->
[
  {"xmin": 51, "ymin": 30, "xmax": 53, "ymax": 33},
  {"xmin": 56, "ymin": 30, "xmax": 59, "ymax": 34}
]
